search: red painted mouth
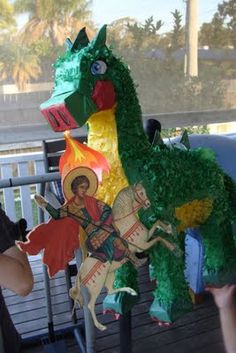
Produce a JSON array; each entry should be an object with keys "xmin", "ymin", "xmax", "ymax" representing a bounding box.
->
[
  {"xmin": 92, "ymin": 81, "xmax": 116, "ymax": 110},
  {"xmin": 41, "ymin": 80, "xmax": 116, "ymax": 132},
  {"xmin": 41, "ymin": 104, "xmax": 78, "ymax": 132}
]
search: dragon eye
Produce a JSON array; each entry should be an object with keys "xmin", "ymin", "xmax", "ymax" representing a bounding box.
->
[{"xmin": 91, "ymin": 60, "xmax": 107, "ymax": 75}]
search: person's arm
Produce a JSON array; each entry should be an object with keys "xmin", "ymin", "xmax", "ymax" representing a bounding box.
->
[
  {"xmin": 0, "ymin": 207, "xmax": 33, "ymax": 296},
  {"xmin": 207, "ymin": 285, "xmax": 236, "ymax": 353},
  {"xmin": 0, "ymin": 246, "xmax": 33, "ymax": 296},
  {"xmin": 34, "ymin": 194, "xmax": 61, "ymax": 219},
  {"xmin": 96, "ymin": 200, "xmax": 112, "ymax": 224}
]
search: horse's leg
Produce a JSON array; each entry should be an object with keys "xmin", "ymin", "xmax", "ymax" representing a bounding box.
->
[
  {"xmin": 134, "ymin": 236, "xmax": 161, "ymax": 251},
  {"xmin": 147, "ymin": 220, "xmax": 172, "ymax": 240},
  {"xmin": 105, "ymin": 263, "xmax": 137, "ymax": 296},
  {"xmin": 133, "ymin": 236, "xmax": 176, "ymax": 252},
  {"xmin": 87, "ymin": 284, "xmax": 108, "ymax": 331},
  {"xmin": 85, "ymin": 262, "xmax": 110, "ymax": 331},
  {"xmin": 72, "ymin": 258, "xmax": 110, "ymax": 331},
  {"xmin": 69, "ymin": 273, "xmax": 84, "ymax": 308},
  {"xmin": 157, "ymin": 237, "xmax": 176, "ymax": 251}
]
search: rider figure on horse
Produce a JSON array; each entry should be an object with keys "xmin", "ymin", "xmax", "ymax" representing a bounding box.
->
[{"xmin": 35, "ymin": 167, "xmax": 146, "ymax": 268}]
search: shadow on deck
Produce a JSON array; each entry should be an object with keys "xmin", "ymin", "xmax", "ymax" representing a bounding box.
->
[{"xmin": 3, "ymin": 256, "xmax": 225, "ymax": 353}]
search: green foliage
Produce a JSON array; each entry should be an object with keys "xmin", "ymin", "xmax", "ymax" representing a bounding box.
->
[
  {"xmin": 0, "ymin": 38, "xmax": 41, "ymax": 89},
  {"xmin": 161, "ymin": 125, "xmax": 209, "ymax": 138},
  {"xmin": 121, "ymin": 52, "xmax": 225, "ymax": 115},
  {"xmin": 29, "ymin": 39, "xmax": 53, "ymax": 58},
  {"xmin": 218, "ymin": 0, "xmax": 236, "ymax": 48},
  {"xmin": 199, "ymin": 12, "xmax": 230, "ymax": 48},
  {"xmin": 170, "ymin": 9, "xmax": 185, "ymax": 50},
  {"xmin": 13, "ymin": 0, "xmax": 92, "ymax": 21},
  {"xmin": 0, "ymin": 0, "xmax": 16, "ymax": 31},
  {"xmin": 127, "ymin": 15, "xmax": 163, "ymax": 38},
  {"xmin": 13, "ymin": 0, "xmax": 94, "ymax": 50},
  {"xmin": 126, "ymin": 16, "xmax": 163, "ymax": 50},
  {"xmin": 199, "ymin": 0, "xmax": 236, "ymax": 48},
  {"xmin": 0, "ymin": 0, "xmax": 94, "ymax": 87},
  {"xmin": 107, "ymin": 15, "xmax": 225, "ymax": 116}
]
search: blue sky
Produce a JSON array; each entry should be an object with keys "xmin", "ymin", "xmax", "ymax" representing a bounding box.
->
[{"xmin": 92, "ymin": 0, "xmax": 220, "ymax": 32}]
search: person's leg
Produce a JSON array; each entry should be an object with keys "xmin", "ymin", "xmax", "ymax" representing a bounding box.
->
[{"xmin": 113, "ymin": 238, "xmax": 147, "ymax": 268}]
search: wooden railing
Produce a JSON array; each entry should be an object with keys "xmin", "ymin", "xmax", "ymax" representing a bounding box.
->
[
  {"xmin": 0, "ymin": 152, "xmax": 45, "ymax": 228},
  {"xmin": 1, "ymin": 108, "xmax": 236, "ymax": 146}
]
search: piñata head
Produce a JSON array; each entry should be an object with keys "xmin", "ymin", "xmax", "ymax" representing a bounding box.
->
[{"xmin": 40, "ymin": 25, "xmax": 118, "ymax": 131}]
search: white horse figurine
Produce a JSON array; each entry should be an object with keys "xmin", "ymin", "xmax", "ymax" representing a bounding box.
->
[{"xmin": 70, "ymin": 183, "xmax": 175, "ymax": 331}]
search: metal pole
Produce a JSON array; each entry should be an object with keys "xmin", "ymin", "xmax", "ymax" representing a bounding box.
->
[
  {"xmin": 0, "ymin": 172, "xmax": 60, "ymax": 189},
  {"xmin": 120, "ymin": 312, "xmax": 132, "ymax": 353},
  {"xmin": 75, "ymin": 250, "xmax": 96, "ymax": 353},
  {"xmin": 0, "ymin": 325, "xmax": 5, "ymax": 353},
  {"xmin": 40, "ymin": 183, "xmax": 55, "ymax": 343}
]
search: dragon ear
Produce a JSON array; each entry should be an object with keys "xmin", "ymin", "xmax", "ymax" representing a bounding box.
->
[
  {"xmin": 65, "ymin": 38, "xmax": 73, "ymax": 50},
  {"xmin": 92, "ymin": 25, "xmax": 107, "ymax": 49},
  {"xmin": 180, "ymin": 130, "xmax": 190, "ymax": 150},
  {"xmin": 68, "ymin": 27, "xmax": 90, "ymax": 52}
]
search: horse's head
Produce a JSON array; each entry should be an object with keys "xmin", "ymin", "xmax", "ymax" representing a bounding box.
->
[
  {"xmin": 133, "ymin": 183, "xmax": 151, "ymax": 210},
  {"xmin": 40, "ymin": 25, "xmax": 131, "ymax": 132}
]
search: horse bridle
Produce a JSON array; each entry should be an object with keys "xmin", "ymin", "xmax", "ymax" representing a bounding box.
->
[
  {"xmin": 113, "ymin": 186, "xmax": 149, "ymax": 222},
  {"xmin": 133, "ymin": 186, "xmax": 149, "ymax": 208}
]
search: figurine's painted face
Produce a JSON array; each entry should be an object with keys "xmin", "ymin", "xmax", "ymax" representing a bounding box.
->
[{"xmin": 76, "ymin": 182, "xmax": 89, "ymax": 198}]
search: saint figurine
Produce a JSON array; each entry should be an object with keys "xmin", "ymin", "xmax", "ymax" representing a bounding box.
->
[{"xmin": 17, "ymin": 167, "xmax": 145, "ymax": 276}]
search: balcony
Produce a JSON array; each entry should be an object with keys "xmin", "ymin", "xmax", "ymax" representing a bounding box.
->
[{"xmin": 0, "ymin": 109, "xmax": 236, "ymax": 353}]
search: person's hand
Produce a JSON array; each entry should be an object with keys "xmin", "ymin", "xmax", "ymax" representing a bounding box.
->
[
  {"xmin": 102, "ymin": 224, "xmax": 114, "ymax": 233},
  {"xmin": 94, "ymin": 221, "xmax": 102, "ymax": 226},
  {"xmin": 165, "ymin": 224, "xmax": 172, "ymax": 235},
  {"xmin": 34, "ymin": 194, "xmax": 47, "ymax": 208},
  {"xmin": 206, "ymin": 285, "xmax": 236, "ymax": 309}
]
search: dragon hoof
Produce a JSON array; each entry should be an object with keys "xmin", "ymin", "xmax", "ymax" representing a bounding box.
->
[
  {"xmin": 151, "ymin": 317, "xmax": 173, "ymax": 327},
  {"xmin": 103, "ymin": 309, "xmax": 121, "ymax": 320}
]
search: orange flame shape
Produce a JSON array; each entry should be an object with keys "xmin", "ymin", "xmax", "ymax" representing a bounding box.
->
[{"xmin": 59, "ymin": 131, "xmax": 110, "ymax": 182}]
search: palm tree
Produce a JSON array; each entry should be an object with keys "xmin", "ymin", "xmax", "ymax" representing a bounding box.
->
[
  {"xmin": 13, "ymin": 0, "xmax": 95, "ymax": 45},
  {"xmin": 0, "ymin": 39, "xmax": 41, "ymax": 90},
  {"xmin": 0, "ymin": 0, "xmax": 16, "ymax": 31},
  {"xmin": 0, "ymin": 1, "xmax": 41, "ymax": 90}
]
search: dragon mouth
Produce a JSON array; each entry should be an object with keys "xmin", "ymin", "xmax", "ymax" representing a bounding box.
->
[
  {"xmin": 40, "ymin": 80, "xmax": 116, "ymax": 133},
  {"xmin": 41, "ymin": 104, "xmax": 79, "ymax": 132}
]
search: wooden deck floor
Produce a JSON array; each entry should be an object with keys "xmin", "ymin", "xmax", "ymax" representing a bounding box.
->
[{"xmin": 3, "ymin": 256, "xmax": 225, "ymax": 353}]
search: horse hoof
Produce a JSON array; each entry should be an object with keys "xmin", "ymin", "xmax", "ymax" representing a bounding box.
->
[
  {"xmin": 97, "ymin": 324, "xmax": 107, "ymax": 331},
  {"xmin": 129, "ymin": 289, "xmax": 138, "ymax": 296}
]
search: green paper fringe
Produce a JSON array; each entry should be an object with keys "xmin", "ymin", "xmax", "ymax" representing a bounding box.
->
[{"xmin": 49, "ymin": 31, "xmax": 236, "ymax": 319}]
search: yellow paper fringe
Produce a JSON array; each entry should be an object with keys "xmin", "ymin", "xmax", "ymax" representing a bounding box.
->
[
  {"xmin": 175, "ymin": 198, "xmax": 213, "ymax": 232},
  {"xmin": 87, "ymin": 107, "xmax": 128, "ymax": 205}
]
